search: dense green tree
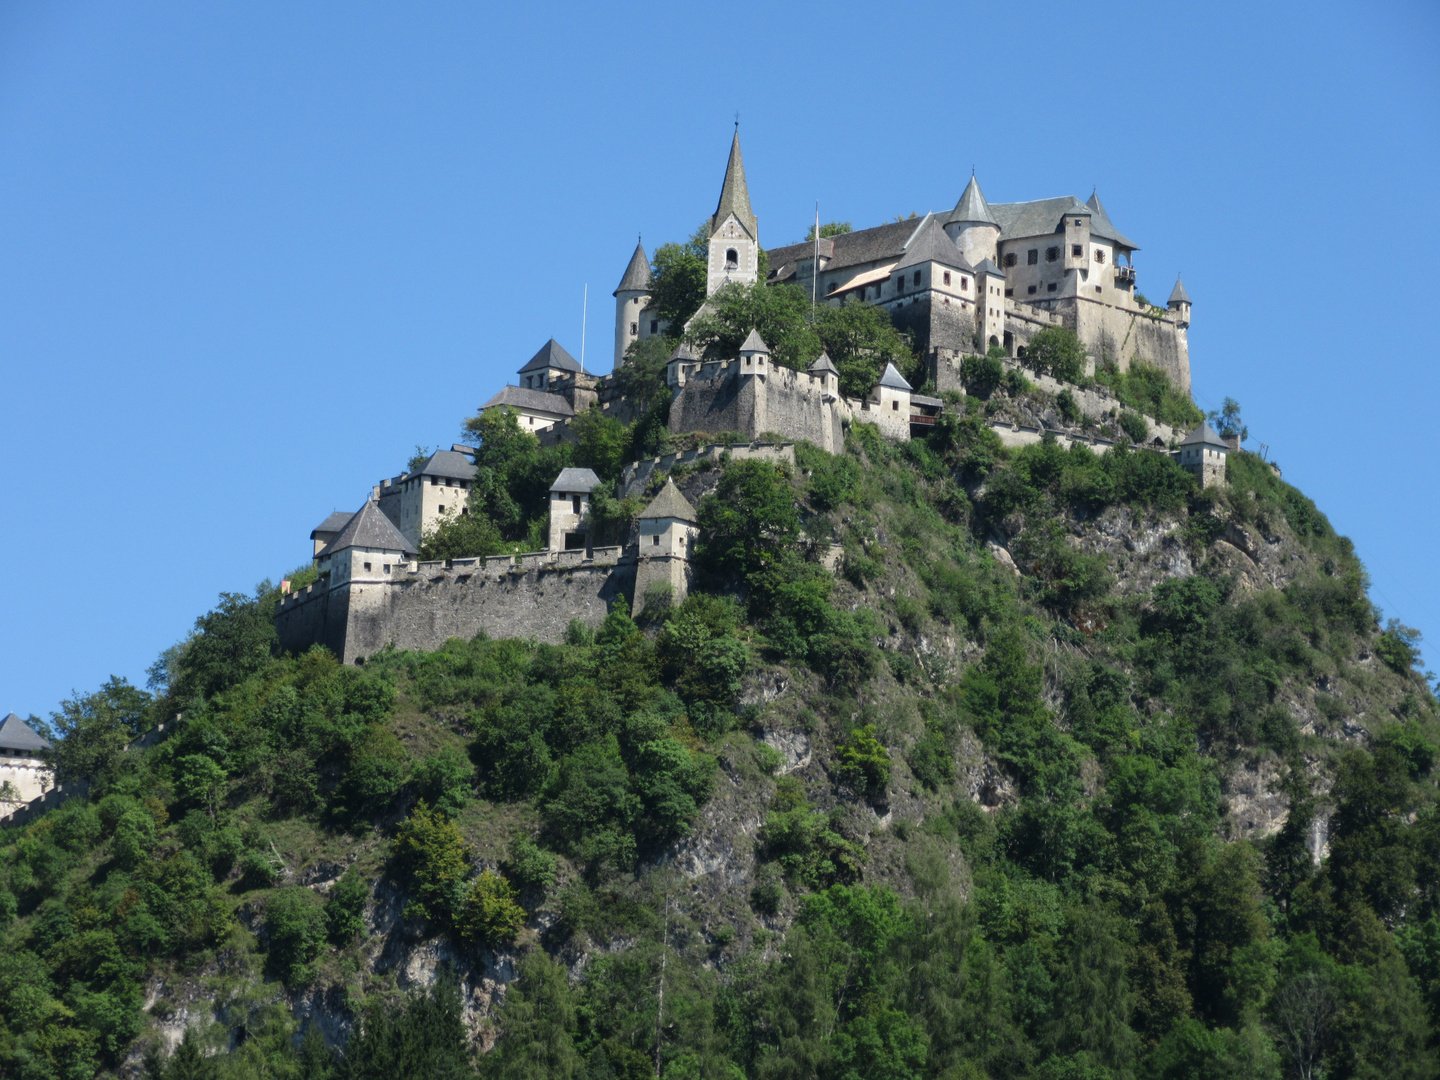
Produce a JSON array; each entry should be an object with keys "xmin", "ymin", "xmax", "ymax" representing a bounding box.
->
[{"xmin": 485, "ymin": 951, "xmax": 584, "ymax": 1079}]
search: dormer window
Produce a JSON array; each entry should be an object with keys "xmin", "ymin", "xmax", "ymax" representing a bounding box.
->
[{"xmin": 725, "ymin": 248, "xmax": 739, "ymax": 269}]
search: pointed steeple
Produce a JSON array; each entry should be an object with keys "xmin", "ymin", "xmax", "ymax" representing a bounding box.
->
[
  {"xmin": 710, "ymin": 129, "xmax": 758, "ymax": 240},
  {"xmin": 739, "ymin": 328, "xmax": 769, "ymax": 355},
  {"xmin": 1168, "ymin": 276, "xmax": 1192, "ymax": 305},
  {"xmin": 808, "ymin": 351, "xmax": 838, "ymax": 376},
  {"xmin": 952, "ymin": 174, "xmax": 998, "ymax": 225},
  {"xmin": 614, "ymin": 238, "xmax": 652, "ymax": 296}
]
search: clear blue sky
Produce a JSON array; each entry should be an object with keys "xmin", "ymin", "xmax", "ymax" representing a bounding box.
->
[{"xmin": 2, "ymin": 2, "xmax": 1437, "ymax": 718}]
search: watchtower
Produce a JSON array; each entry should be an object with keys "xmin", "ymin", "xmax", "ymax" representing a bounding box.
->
[
  {"xmin": 1174, "ymin": 422, "xmax": 1230, "ymax": 487},
  {"xmin": 548, "ymin": 468, "xmax": 603, "ymax": 552},
  {"xmin": 633, "ymin": 479, "xmax": 699, "ymax": 615}
]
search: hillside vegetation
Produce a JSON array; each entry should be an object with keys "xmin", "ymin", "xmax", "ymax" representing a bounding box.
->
[{"xmin": 4, "ymin": 388, "xmax": 1439, "ymax": 1080}]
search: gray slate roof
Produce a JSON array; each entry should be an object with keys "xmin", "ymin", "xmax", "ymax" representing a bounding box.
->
[
  {"xmin": 972, "ymin": 257, "xmax": 1006, "ymax": 278},
  {"xmin": 985, "ymin": 195, "xmax": 1138, "ymax": 250},
  {"xmin": 767, "ymin": 217, "xmax": 921, "ymax": 278},
  {"xmin": 0, "ymin": 712, "xmax": 50, "ymax": 752},
  {"xmin": 318, "ymin": 500, "xmax": 419, "ymax": 559},
  {"xmin": 414, "ymin": 450, "xmax": 478, "ymax": 481},
  {"xmin": 482, "ymin": 385, "xmax": 576, "ymax": 417},
  {"xmin": 669, "ymin": 342, "xmax": 698, "ymax": 362},
  {"xmin": 518, "ymin": 339, "xmax": 582, "ymax": 375},
  {"xmin": 952, "ymin": 175, "xmax": 998, "ymax": 225},
  {"xmin": 711, "ymin": 130, "xmax": 758, "ymax": 240},
  {"xmin": 739, "ymin": 328, "xmax": 769, "ymax": 354},
  {"xmin": 893, "ymin": 216, "xmax": 972, "ymax": 273},
  {"xmin": 1179, "ymin": 422, "xmax": 1230, "ymax": 450},
  {"xmin": 1169, "ymin": 276, "xmax": 1192, "ymax": 304},
  {"xmin": 639, "ymin": 479, "xmax": 698, "ymax": 523},
  {"xmin": 549, "ymin": 467, "xmax": 603, "ymax": 494},
  {"xmin": 877, "ymin": 362, "xmax": 912, "ymax": 391},
  {"xmin": 311, "ymin": 511, "xmax": 354, "ymax": 540},
  {"xmin": 1084, "ymin": 191, "xmax": 1136, "ymax": 249},
  {"xmin": 808, "ymin": 352, "xmax": 838, "ymax": 375},
  {"xmin": 614, "ymin": 240, "xmax": 652, "ymax": 295}
]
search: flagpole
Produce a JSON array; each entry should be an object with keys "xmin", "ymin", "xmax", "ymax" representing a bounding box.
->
[
  {"xmin": 812, "ymin": 201, "xmax": 819, "ymax": 313},
  {"xmin": 580, "ymin": 283, "xmax": 588, "ymax": 374}
]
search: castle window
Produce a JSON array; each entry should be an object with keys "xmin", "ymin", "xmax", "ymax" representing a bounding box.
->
[
  {"xmin": 1047, "ymin": 283, "xmax": 1057, "ymax": 292},
  {"xmin": 1095, "ymin": 285, "xmax": 1102, "ymax": 293},
  {"xmin": 650, "ymin": 320, "xmax": 658, "ymax": 334},
  {"xmin": 725, "ymin": 248, "xmax": 739, "ymax": 269},
  {"xmin": 828, "ymin": 282, "xmax": 836, "ymax": 292},
  {"xmin": 1046, "ymin": 246, "xmax": 1060, "ymax": 262},
  {"xmin": 1094, "ymin": 249, "xmax": 1105, "ymax": 264},
  {"xmin": 1028, "ymin": 285, "xmax": 1037, "ymax": 295},
  {"xmin": 892, "ymin": 400, "xmax": 899, "ymax": 411},
  {"xmin": 895, "ymin": 278, "xmax": 903, "ymax": 292},
  {"xmin": 1003, "ymin": 252, "xmax": 1017, "ymax": 267},
  {"xmin": 1027, "ymin": 249, "xmax": 1038, "ymax": 265},
  {"xmin": 961, "ymin": 277, "xmax": 968, "ymax": 289},
  {"xmin": 1005, "ymin": 289, "xmax": 1013, "ymax": 298},
  {"xmin": 943, "ymin": 271, "xmax": 951, "ymax": 285},
  {"xmin": 630, "ymin": 321, "xmax": 637, "ymax": 335},
  {"xmin": 383, "ymin": 564, "xmax": 391, "ymax": 573},
  {"xmin": 572, "ymin": 495, "xmax": 581, "ymax": 514},
  {"xmin": 652, "ymin": 534, "xmax": 660, "ymax": 546},
  {"xmin": 1072, "ymin": 245, "xmax": 1083, "ymax": 257},
  {"xmin": 438, "ymin": 505, "xmax": 445, "ymax": 513},
  {"xmin": 1075, "ymin": 219, "xmax": 1083, "ymax": 226},
  {"xmin": 363, "ymin": 562, "xmax": 372, "ymax": 571},
  {"xmin": 913, "ymin": 270, "xmax": 921, "ymax": 286}
]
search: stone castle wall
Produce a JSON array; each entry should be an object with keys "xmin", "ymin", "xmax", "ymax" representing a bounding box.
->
[
  {"xmin": 669, "ymin": 370, "xmax": 751, "ymax": 436},
  {"xmin": 276, "ymin": 552, "xmax": 634, "ymax": 664}
]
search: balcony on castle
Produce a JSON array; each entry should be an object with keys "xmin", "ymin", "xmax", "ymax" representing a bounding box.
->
[{"xmin": 1114, "ymin": 265, "xmax": 1136, "ymax": 286}]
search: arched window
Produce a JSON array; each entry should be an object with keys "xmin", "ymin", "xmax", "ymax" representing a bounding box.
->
[{"xmin": 725, "ymin": 248, "xmax": 739, "ymax": 269}]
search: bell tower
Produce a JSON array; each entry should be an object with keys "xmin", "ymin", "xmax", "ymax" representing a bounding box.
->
[{"xmin": 706, "ymin": 128, "xmax": 760, "ymax": 296}]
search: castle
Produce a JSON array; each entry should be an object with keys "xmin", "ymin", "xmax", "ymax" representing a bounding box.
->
[
  {"xmin": 276, "ymin": 133, "xmax": 1223, "ymax": 664},
  {"xmin": 0, "ymin": 712, "xmax": 53, "ymax": 811}
]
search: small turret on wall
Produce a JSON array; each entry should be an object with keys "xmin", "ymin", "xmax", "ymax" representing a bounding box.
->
[
  {"xmin": 548, "ymin": 468, "xmax": 603, "ymax": 553},
  {"xmin": 633, "ymin": 479, "xmax": 699, "ymax": 616},
  {"xmin": 1173, "ymin": 422, "xmax": 1230, "ymax": 487}
]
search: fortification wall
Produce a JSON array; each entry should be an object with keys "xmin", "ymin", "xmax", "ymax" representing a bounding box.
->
[
  {"xmin": 619, "ymin": 442, "xmax": 795, "ymax": 499},
  {"xmin": 889, "ymin": 294, "xmax": 975, "ymax": 356},
  {"xmin": 277, "ymin": 553, "xmax": 635, "ymax": 664},
  {"xmin": 1072, "ymin": 301, "xmax": 1190, "ymax": 393},
  {"xmin": 753, "ymin": 367, "xmax": 845, "ymax": 451},
  {"xmin": 0, "ymin": 755, "xmax": 52, "ymax": 807},
  {"xmin": 669, "ymin": 371, "xmax": 751, "ymax": 436}
]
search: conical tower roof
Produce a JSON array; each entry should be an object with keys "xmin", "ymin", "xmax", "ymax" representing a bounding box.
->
[
  {"xmin": 0, "ymin": 712, "xmax": 50, "ymax": 752},
  {"xmin": 877, "ymin": 361, "xmax": 912, "ymax": 391},
  {"xmin": 1179, "ymin": 421, "xmax": 1228, "ymax": 450},
  {"xmin": 739, "ymin": 328, "xmax": 769, "ymax": 354},
  {"xmin": 808, "ymin": 351, "xmax": 838, "ymax": 375},
  {"xmin": 614, "ymin": 239, "xmax": 652, "ymax": 296},
  {"xmin": 639, "ymin": 479, "xmax": 698, "ymax": 523},
  {"xmin": 951, "ymin": 174, "xmax": 998, "ymax": 226},
  {"xmin": 318, "ymin": 499, "xmax": 418, "ymax": 559},
  {"xmin": 1168, "ymin": 276, "xmax": 1192, "ymax": 305},
  {"xmin": 518, "ymin": 338, "xmax": 582, "ymax": 375},
  {"xmin": 710, "ymin": 129, "xmax": 758, "ymax": 240}
]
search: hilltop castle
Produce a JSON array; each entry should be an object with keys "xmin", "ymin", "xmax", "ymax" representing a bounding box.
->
[{"xmin": 276, "ymin": 133, "xmax": 1219, "ymax": 664}]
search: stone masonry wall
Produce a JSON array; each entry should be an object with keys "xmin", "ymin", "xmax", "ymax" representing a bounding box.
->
[
  {"xmin": 277, "ymin": 556, "xmax": 635, "ymax": 664},
  {"xmin": 669, "ymin": 371, "xmax": 751, "ymax": 437},
  {"xmin": 619, "ymin": 442, "xmax": 795, "ymax": 499}
]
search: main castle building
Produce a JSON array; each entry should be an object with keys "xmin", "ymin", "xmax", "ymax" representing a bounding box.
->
[{"xmin": 276, "ymin": 132, "xmax": 1212, "ymax": 664}]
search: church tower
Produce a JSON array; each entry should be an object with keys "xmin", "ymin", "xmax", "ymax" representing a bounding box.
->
[
  {"xmin": 706, "ymin": 129, "xmax": 760, "ymax": 296},
  {"xmin": 613, "ymin": 238, "xmax": 652, "ymax": 367}
]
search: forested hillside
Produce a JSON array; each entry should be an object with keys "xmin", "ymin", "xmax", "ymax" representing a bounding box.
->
[{"xmin": 4, "ymin": 374, "xmax": 1438, "ymax": 1080}]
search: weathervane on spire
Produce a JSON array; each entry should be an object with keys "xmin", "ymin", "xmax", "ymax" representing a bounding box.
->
[{"xmin": 734, "ymin": 112, "xmax": 739, "ymax": 130}]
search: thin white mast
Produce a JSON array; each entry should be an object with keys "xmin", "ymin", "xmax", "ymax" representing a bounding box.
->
[{"xmin": 580, "ymin": 283, "xmax": 588, "ymax": 374}]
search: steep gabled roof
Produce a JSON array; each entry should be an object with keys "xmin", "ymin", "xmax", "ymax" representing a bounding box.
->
[
  {"xmin": 414, "ymin": 450, "xmax": 478, "ymax": 481},
  {"xmin": 482, "ymin": 385, "xmax": 576, "ymax": 417},
  {"xmin": 808, "ymin": 352, "xmax": 838, "ymax": 375},
  {"xmin": 988, "ymin": 195, "xmax": 1137, "ymax": 250},
  {"xmin": 739, "ymin": 328, "xmax": 769, "ymax": 354},
  {"xmin": 549, "ymin": 467, "xmax": 603, "ymax": 494},
  {"xmin": 877, "ymin": 362, "xmax": 912, "ymax": 391},
  {"xmin": 317, "ymin": 500, "xmax": 418, "ymax": 559},
  {"xmin": 0, "ymin": 712, "xmax": 51, "ymax": 752},
  {"xmin": 972, "ymin": 257, "xmax": 1006, "ymax": 278},
  {"xmin": 1179, "ymin": 422, "xmax": 1230, "ymax": 450},
  {"xmin": 1169, "ymin": 276, "xmax": 1192, "ymax": 305},
  {"xmin": 952, "ymin": 174, "xmax": 998, "ymax": 226},
  {"xmin": 639, "ymin": 479, "xmax": 698, "ymax": 523},
  {"xmin": 893, "ymin": 215, "xmax": 971, "ymax": 273},
  {"xmin": 1084, "ymin": 191, "xmax": 1136, "ymax": 249},
  {"xmin": 710, "ymin": 129, "xmax": 758, "ymax": 240},
  {"xmin": 766, "ymin": 217, "xmax": 924, "ymax": 279},
  {"xmin": 311, "ymin": 511, "xmax": 354, "ymax": 541},
  {"xmin": 614, "ymin": 240, "xmax": 652, "ymax": 295},
  {"xmin": 518, "ymin": 339, "xmax": 582, "ymax": 375}
]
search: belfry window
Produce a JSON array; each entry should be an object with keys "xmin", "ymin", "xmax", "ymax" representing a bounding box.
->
[{"xmin": 725, "ymin": 248, "xmax": 739, "ymax": 269}]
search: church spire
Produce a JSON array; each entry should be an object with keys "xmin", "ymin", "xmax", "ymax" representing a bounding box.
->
[{"xmin": 710, "ymin": 129, "xmax": 757, "ymax": 240}]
